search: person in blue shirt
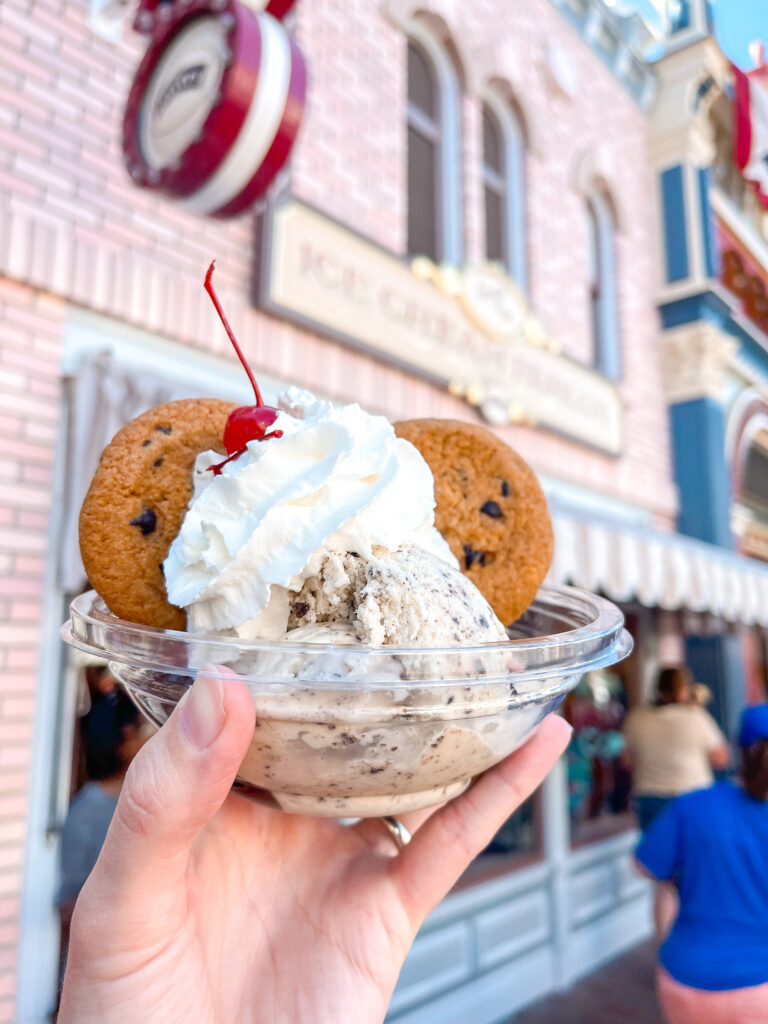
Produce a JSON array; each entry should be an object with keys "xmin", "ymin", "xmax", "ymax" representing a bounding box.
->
[{"xmin": 636, "ymin": 704, "xmax": 768, "ymax": 1024}]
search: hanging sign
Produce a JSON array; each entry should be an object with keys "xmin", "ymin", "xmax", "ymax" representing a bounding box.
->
[
  {"xmin": 123, "ymin": 0, "xmax": 306, "ymax": 217},
  {"xmin": 733, "ymin": 63, "xmax": 768, "ymax": 210}
]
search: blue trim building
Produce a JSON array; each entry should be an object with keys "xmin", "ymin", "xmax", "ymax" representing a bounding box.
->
[{"xmin": 650, "ymin": 0, "xmax": 768, "ymax": 731}]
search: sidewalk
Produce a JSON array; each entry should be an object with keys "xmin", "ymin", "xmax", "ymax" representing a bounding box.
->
[{"xmin": 508, "ymin": 941, "xmax": 663, "ymax": 1024}]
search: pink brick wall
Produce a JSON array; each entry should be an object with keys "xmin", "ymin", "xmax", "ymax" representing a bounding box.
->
[
  {"xmin": 0, "ymin": 275, "xmax": 64, "ymax": 1023},
  {"xmin": 0, "ymin": 0, "xmax": 676, "ymax": 518},
  {"xmin": 291, "ymin": 0, "xmax": 675, "ymax": 517},
  {"xmin": 0, "ymin": 0, "xmax": 676, "ymax": 1013}
]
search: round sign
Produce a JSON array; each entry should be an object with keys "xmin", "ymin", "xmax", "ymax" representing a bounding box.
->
[
  {"xmin": 459, "ymin": 264, "xmax": 528, "ymax": 342},
  {"xmin": 138, "ymin": 15, "xmax": 228, "ymax": 172},
  {"xmin": 123, "ymin": 0, "xmax": 306, "ymax": 217}
]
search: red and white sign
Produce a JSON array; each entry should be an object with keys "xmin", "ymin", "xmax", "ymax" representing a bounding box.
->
[
  {"xmin": 123, "ymin": 0, "xmax": 306, "ymax": 217},
  {"xmin": 733, "ymin": 63, "xmax": 768, "ymax": 210}
]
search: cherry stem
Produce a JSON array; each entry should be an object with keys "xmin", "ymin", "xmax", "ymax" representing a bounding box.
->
[
  {"xmin": 204, "ymin": 260, "xmax": 264, "ymax": 407},
  {"xmin": 207, "ymin": 430, "xmax": 284, "ymax": 475}
]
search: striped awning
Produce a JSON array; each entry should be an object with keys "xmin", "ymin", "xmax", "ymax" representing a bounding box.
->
[{"xmin": 548, "ymin": 510, "xmax": 768, "ymax": 626}]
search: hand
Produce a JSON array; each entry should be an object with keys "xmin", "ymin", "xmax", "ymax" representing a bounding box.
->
[{"xmin": 59, "ymin": 667, "xmax": 571, "ymax": 1024}]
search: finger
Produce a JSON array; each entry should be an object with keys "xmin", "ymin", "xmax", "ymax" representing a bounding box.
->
[
  {"xmin": 92, "ymin": 664, "xmax": 255, "ymax": 905},
  {"xmin": 392, "ymin": 716, "xmax": 572, "ymax": 925}
]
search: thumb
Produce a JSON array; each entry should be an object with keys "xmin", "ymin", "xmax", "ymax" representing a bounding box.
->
[{"xmin": 93, "ymin": 664, "xmax": 255, "ymax": 906}]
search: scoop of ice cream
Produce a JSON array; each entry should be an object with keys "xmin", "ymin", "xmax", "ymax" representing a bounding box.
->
[
  {"xmin": 287, "ymin": 547, "xmax": 507, "ymax": 646},
  {"xmin": 236, "ymin": 599, "xmax": 522, "ymax": 817},
  {"xmin": 163, "ymin": 390, "xmax": 455, "ymax": 632}
]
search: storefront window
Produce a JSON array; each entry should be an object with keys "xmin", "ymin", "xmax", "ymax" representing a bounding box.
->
[{"xmin": 564, "ymin": 669, "xmax": 634, "ymax": 845}]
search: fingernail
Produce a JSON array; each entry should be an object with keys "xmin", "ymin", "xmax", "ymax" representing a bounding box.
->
[{"xmin": 180, "ymin": 665, "xmax": 226, "ymax": 750}]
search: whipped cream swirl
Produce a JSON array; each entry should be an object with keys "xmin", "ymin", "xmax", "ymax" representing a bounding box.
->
[{"xmin": 164, "ymin": 389, "xmax": 456, "ymax": 633}]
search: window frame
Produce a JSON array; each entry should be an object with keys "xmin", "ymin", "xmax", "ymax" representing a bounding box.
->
[
  {"xmin": 586, "ymin": 187, "xmax": 620, "ymax": 380},
  {"xmin": 406, "ymin": 21, "xmax": 463, "ymax": 265},
  {"xmin": 481, "ymin": 88, "xmax": 528, "ymax": 292}
]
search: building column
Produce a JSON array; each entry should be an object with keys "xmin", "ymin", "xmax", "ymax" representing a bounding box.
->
[
  {"xmin": 660, "ymin": 321, "xmax": 745, "ymax": 734},
  {"xmin": 660, "ymin": 320, "xmax": 736, "ymax": 544}
]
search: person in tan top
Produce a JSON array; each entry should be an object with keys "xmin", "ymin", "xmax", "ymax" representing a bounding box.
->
[
  {"xmin": 624, "ymin": 666, "xmax": 729, "ymax": 942},
  {"xmin": 623, "ymin": 667, "xmax": 729, "ymax": 831}
]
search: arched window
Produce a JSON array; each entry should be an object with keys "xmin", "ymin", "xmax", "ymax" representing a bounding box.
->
[
  {"xmin": 481, "ymin": 93, "xmax": 527, "ymax": 290},
  {"xmin": 586, "ymin": 188, "xmax": 620, "ymax": 379},
  {"xmin": 406, "ymin": 25, "xmax": 462, "ymax": 263}
]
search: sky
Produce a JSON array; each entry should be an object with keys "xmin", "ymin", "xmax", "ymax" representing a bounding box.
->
[{"xmin": 711, "ymin": 0, "xmax": 768, "ymax": 68}]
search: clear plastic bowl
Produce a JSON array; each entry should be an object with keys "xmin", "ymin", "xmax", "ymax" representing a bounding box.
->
[{"xmin": 61, "ymin": 584, "xmax": 632, "ymax": 817}]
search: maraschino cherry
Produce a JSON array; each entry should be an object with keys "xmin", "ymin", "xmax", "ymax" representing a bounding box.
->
[{"xmin": 204, "ymin": 261, "xmax": 283, "ymax": 475}]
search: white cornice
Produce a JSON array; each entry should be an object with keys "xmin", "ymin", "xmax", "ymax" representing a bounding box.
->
[{"xmin": 660, "ymin": 320, "xmax": 738, "ymax": 404}]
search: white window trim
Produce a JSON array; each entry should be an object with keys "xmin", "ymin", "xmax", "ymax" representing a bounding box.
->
[
  {"xmin": 407, "ymin": 20, "xmax": 463, "ymax": 266},
  {"xmin": 587, "ymin": 188, "xmax": 621, "ymax": 380},
  {"xmin": 482, "ymin": 86, "xmax": 527, "ymax": 292}
]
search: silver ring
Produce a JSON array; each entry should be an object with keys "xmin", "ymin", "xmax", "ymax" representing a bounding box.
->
[{"xmin": 381, "ymin": 816, "xmax": 412, "ymax": 852}]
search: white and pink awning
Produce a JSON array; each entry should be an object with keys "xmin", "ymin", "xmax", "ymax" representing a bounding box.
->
[{"xmin": 549, "ymin": 510, "xmax": 768, "ymax": 627}]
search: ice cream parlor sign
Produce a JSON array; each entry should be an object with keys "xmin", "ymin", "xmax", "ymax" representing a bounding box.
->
[{"xmin": 257, "ymin": 201, "xmax": 623, "ymax": 455}]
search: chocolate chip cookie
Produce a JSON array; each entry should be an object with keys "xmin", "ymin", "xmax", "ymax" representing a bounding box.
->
[
  {"xmin": 395, "ymin": 419, "xmax": 553, "ymax": 625},
  {"xmin": 79, "ymin": 399, "xmax": 235, "ymax": 629}
]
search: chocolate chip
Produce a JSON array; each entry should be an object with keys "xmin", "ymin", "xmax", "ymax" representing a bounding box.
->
[
  {"xmin": 153, "ymin": 457, "xmax": 163, "ymax": 468},
  {"xmin": 447, "ymin": 696, "xmax": 455, "ymax": 704},
  {"xmin": 292, "ymin": 601, "xmax": 309, "ymax": 618},
  {"xmin": 130, "ymin": 508, "xmax": 156, "ymax": 535},
  {"xmin": 480, "ymin": 500, "xmax": 503, "ymax": 519},
  {"xmin": 142, "ymin": 439, "xmax": 152, "ymax": 448},
  {"xmin": 369, "ymin": 766, "xmax": 385, "ymax": 774},
  {"xmin": 155, "ymin": 425, "xmax": 172, "ymax": 435},
  {"xmin": 479, "ymin": 616, "xmax": 489, "ymax": 627},
  {"xmin": 463, "ymin": 543, "xmax": 486, "ymax": 569},
  {"xmin": 501, "ymin": 480, "xmax": 510, "ymax": 497}
]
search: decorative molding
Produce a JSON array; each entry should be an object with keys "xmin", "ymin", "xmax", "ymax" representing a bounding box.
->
[
  {"xmin": 570, "ymin": 147, "xmax": 626, "ymax": 233},
  {"xmin": 0, "ymin": 193, "xmax": 250, "ymax": 357},
  {"xmin": 543, "ymin": 41, "xmax": 581, "ymax": 101},
  {"xmin": 380, "ymin": 0, "xmax": 477, "ymax": 90},
  {"xmin": 712, "ymin": 187, "xmax": 768, "ymax": 276},
  {"xmin": 660, "ymin": 321, "xmax": 738, "ymax": 404},
  {"xmin": 470, "ymin": 42, "xmax": 542, "ymax": 155},
  {"xmin": 547, "ymin": 0, "xmax": 656, "ymax": 110},
  {"xmin": 734, "ymin": 511, "xmax": 768, "ymax": 562}
]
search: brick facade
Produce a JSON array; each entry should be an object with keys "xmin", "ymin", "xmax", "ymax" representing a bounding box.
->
[
  {"xmin": 0, "ymin": 0, "xmax": 676, "ymax": 1015},
  {"xmin": 0, "ymin": 276, "xmax": 64, "ymax": 1023}
]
